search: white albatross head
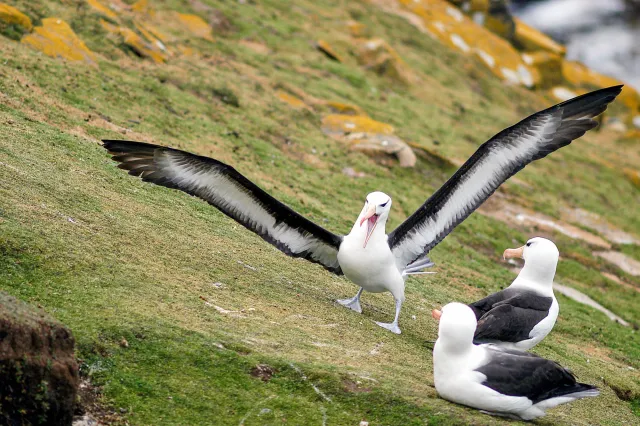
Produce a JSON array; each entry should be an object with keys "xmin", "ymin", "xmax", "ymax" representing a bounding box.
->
[
  {"xmin": 503, "ymin": 237, "xmax": 559, "ymax": 286},
  {"xmin": 435, "ymin": 302, "xmax": 477, "ymax": 353},
  {"xmin": 358, "ymin": 191, "xmax": 392, "ymax": 248}
]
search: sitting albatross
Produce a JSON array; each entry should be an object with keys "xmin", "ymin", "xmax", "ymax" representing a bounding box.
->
[
  {"xmin": 433, "ymin": 302, "xmax": 599, "ymax": 420},
  {"xmin": 102, "ymin": 85, "xmax": 621, "ymax": 334},
  {"xmin": 432, "ymin": 237, "xmax": 559, "ymax": 349}
]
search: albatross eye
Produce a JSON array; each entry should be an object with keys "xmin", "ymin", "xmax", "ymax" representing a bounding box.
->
[
  {"xmin": 380, "ymin": 200, "xmax": 389, "ymax": 207},
  {"xmin": 526, "ymin": 242, "xmax": 533, "ymax": 247}
]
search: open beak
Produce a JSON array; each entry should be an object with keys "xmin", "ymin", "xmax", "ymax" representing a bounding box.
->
[
  {"xmin": 503, "ymin": 245, "xmax": 525, "ymax": 260},
  {"xmin": 431, "ymin": 309, "xmax": 442, "ymax": 321},
  {"xmin": 360, "ymin": 205, "xmax": 378, "ymax": 248}
]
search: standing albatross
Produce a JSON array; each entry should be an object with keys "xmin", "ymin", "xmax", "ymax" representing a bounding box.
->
[{"xmin": 102, "ymin": 85, "xmax": 622, "ymax": 334}]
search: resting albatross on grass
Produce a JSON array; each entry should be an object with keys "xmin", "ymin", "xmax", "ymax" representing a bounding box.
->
[
  {"xmin": 432, "ymin": 237, "xmax": 559, "ymax": 349},
  {"xmin": 433, "ymin": 303, "xmax": 599, "ymax": 420},
  {"xmin": 102, "ymin": 85, "xmax": 621, "ymax": 334}
]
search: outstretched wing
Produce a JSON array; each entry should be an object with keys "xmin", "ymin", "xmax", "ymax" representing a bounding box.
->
[
  {"xmin": 388, "ymin": 86, "xmax": 622, "ymax": 270},
  {"xmin": 102, "ymin": 140, "xmax": 343, "ymax": 274}
]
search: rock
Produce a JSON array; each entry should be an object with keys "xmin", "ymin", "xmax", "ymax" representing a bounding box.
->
[
  {"xmin": 0, "ymin": 3, "xmax": 33, "ymax": 36},
  {"xmin": 315, "ymin": 39, "xmax": 343, "ymax": 62},
  {"xmin": 553, "ymin": 283, "xmax": 629, "ymax": 326},
  {"xmin": 85, "ymin": 0, "xmax": 118, "ymax": 21},
  {"xmin": 521, "ymin": 51, "xmax": 563, "ymax": 88},
  {"xmin": 276, "ymin": 90, "xmax": 310, "ymax": 110},
  {"xmin": 321, "ymin": 114, "xmax": 416, "ymax": 167},
  {"xmin": 323, "ymin": 101, "xmax": 367, "ymax": 116},
  {"xmin": 562, "ymin": 61, "xmax": 640, "ymax": 114},
  {"xmin": 346, "ymin": 20, "xmax": 366, "ymax": 38},
  {"xmin": 593, "ymin": 251, "xmax": 640, "ymax": 277},
  {"xmin": 399, "ymin": 0, "xmax": 532, "ymax": 87},
  {"xmin": 549, "ymin": 86, "xmax": 582, "ymax": 102},
  {"xmin": 356, "ymin": 38, "xmax": 412, "ymax": 84},
  {"xmin": 513, "ymin": 18, "xmax": 566, "ymax": 56},
  {"xmin": 561, "ymin": 207, "xmax": 639, "ymax": 245},
  {"xmin": 175, "ymin": 13, "xmax": 214, "ymax": 41},
  {"xmin": 0, "ymin": 291, "xmax": 79, "ymax": 425},
  {"xmin": 101, "ymin": 19, "xmax": 168, "ymax": 63},
  {"xmin": 321, "ymin": 114, "xmax": 394, "ymax": 136},
  {"xmin": 623, "ymin": 168, "xmax": 640, "ymax": 189},
  {"xmin": 22, "ymin": 18, "xmax": 97, "ymax": 64}
]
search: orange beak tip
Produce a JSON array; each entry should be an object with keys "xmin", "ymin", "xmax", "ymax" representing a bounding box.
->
[{"xmin": 431, "ymin": 309, "xmax": 442, "ymax": 321}]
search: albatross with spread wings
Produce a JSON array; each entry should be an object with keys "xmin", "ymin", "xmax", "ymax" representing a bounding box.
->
[{"xmin": 102, "ymin": 85, "xmax": 622, "ymax": 334}]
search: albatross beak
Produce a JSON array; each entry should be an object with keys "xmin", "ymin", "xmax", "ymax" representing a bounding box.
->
[
  {"xmin": 503, "ymin": 246, "xmax": 525, "ymax": 260},
  {"xmin": 431, "ymin": 309, "xmax": 442, "ymax": 321},
  {"xmin": 360, "ymin": 205, "xmax": 378, "ymax": 248}
]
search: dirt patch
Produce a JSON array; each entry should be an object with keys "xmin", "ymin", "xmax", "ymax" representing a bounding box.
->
[
  {"xmin": 593, "ymin": 251, "xmax": 640, "ymax": 277},
  {"xmin": 562, "ymin": 207, "xmax": 639, "ymax": 245},
  {"xmin": 73, "ymin": 377, "xmax": 125, "ymax": 425},
  {"xmin": 479, "ymin": 196, "xmax": 611, "ymax": 249},
  {"xmin": 554, "ymin": 283, "xmax": 629, "ymax": 327},
  {"xmin": 251, "ymin": 364, "xmax": 276, "ymax": 382}
]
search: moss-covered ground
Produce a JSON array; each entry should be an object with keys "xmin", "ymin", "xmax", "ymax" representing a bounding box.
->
[{"xmin": 1, "ymin": 0, "xmax": 639, "ymax": 424}]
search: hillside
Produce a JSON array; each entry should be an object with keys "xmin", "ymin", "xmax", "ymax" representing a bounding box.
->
[{"xmin": 1, "ymin": 0, "xmax": 639, "ymax": 424}]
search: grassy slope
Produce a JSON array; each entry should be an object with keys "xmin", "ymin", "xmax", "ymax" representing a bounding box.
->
[{"xmin": 1, "ymin": 0, "xmax": 639, "ymax": 424}]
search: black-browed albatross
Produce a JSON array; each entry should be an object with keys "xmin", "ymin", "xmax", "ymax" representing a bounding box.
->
[
  {"xmin": 433, "ymin": 302, "xmax": 599, "ymax": 420},
  {"xmin": 102, "ymin": 85, "xmax": 622, "ymax": 334},
  {"xmin": 432, "ymin": 237, "xmax": 560, "ymax": 349}
]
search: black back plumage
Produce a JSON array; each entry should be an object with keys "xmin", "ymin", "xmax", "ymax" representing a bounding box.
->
[{"xmin": 477, "ymin": 347, "xmax": 598, "ymax": 404}]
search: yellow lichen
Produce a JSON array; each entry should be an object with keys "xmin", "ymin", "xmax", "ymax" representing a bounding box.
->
[
  {"xmin": 316, "ymin": 40, "xmax": 343, "ymax": 62},
  {"xmin": 521, "ymin": 51, "xmax": 563, "ymax": 88},
  {"xmin": 324, "ymin": 101, "xmax": 367, "ymax": 116},
  {"xmin": 131, "ymin": 0, "xmax": 153, "ymax": 16},
  {"xmin": 514, "ymin": 18, "xmax": 566, "ymax": 56},
  {"xmin": 100, "ymin": 19, "xmax": 167, "ymax": 63},
  {"xmin": 176, "ymin": 13, "xmax": 213, "ymax": 41},
  {"xmin": 85, "ymin": 0, "xmax": 118, "ymax": 20},
  {"xmin": 0, "ymin": 3, "xmax": 32, "ymax": 31},
  {"xmin": 321, "ymin": 114, "xmax": 394, "ymax": 136},
  {"xmin": 562, "ymin": 61, "xmax": 640, "ymax": 112},
  {"xmin": 346, "ymin": 20, "xmax": 366, "ymax": 38},
  {"xmin": 22, "ymin": 18, "xmax": 96, "ymax": 63},
  {"xmin": 623, "ymin": 169, "xmax": 640, "ymax": 189},
  {"xmin": 276, "ymin": 90, "xmax": 310, "ymax": 110},
  {"xmin": 356, "ymin": 38, "xmax": 412, "ymax": 84},
  {"xmin": 400, "ymin": 0, "xmax": 531, "ymax": 87}
]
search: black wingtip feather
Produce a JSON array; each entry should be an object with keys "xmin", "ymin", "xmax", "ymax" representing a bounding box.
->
[{"xmin": 557, "ymin": 85, "xmax": 623, "ymax": 120}]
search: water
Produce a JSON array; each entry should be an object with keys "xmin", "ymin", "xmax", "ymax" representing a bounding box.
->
[{"xmin": 511, "ymin": 0, "xmax": 640, "ymax": 91}]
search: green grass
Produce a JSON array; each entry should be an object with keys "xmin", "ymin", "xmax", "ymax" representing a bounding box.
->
[{"xmin": 1, "ymin": 0, "xmax": 639, "ymax": 424}]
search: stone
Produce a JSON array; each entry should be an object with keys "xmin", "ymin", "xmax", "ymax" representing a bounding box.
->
[
  {"xmin": 513, "ymin": 18, "xmax": 566, "ymax": 56},
  {"xmin": 397, "ymin": 0, "xmax": 532, "ymax": 87},
  {"xmin": 101, "ymin": 19, "xmax": 167, "ymax": 63},
  {"xmin": 316, "ymin": 39, "xmax": 343, "ymax": 62},
  {"xmin": 276, "ymin": 90, "xmax": 310, "ymax": 110},
  {"xmin": 0, "ymin": 3, "xmax": 32, "ymax": 32},
  {"xmin": 346, "ymin": 20, "xmax": 366, "ymax": 38},
  {"xmin": 85, "ymin": 0, "xmax": 118, "ymax": 21},
  {"xmin": 593, "ymin": 251, "xmax": 640, "ymax": 277},
  {"xmin": 521, "ymin": 51, "xmax": 563, "ymax": 88},
  {"xmin": 321, "ymin": 114, "xmax": 394, "ymax": 136},
  {"xmin": 624, "ymin": 168, "xmax": 640, "ymax": 189},
  {"xmin": 175, "ymin": 13, "xmax": 213, "ymax": 41},
  {"xmin": 356, "ymin": 38, "xmax": 412, "ymax": 84},
  {"xmin": 22, "ymin": 18, "xmax": 97, "ymax": 64},
  {"xmin": 323, "ymin": 101, "xmax": 367, "ymax": 116},
  {"xmin": 561, "ymin": 207, "xmax": 639, "ymax": 245},
  {"xmin": 321, "ymin": 114, "xmax": 416, "ymax": 167},
  {"xmin": 0, "ymin": 291, "xmax": 79, "ymax": 425}
]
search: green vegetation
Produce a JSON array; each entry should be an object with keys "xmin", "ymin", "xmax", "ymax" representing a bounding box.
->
[{"xmin": 0, "ymin": 0, "xmax": 639, "ymax": 424}]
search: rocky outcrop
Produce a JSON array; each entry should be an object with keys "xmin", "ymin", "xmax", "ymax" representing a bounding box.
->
[{"xmin": 0, "ymin": 292, "xmax": 79, "ymax": 426}]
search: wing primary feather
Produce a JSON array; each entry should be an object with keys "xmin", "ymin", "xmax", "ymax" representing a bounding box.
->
[
  {"xmin": 388, "ymin": 85, "xmax": 622, "ymax": 271},
  {"xmin": 102, "ymin": 140, "xmax": 344, "ymax": 274}
]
